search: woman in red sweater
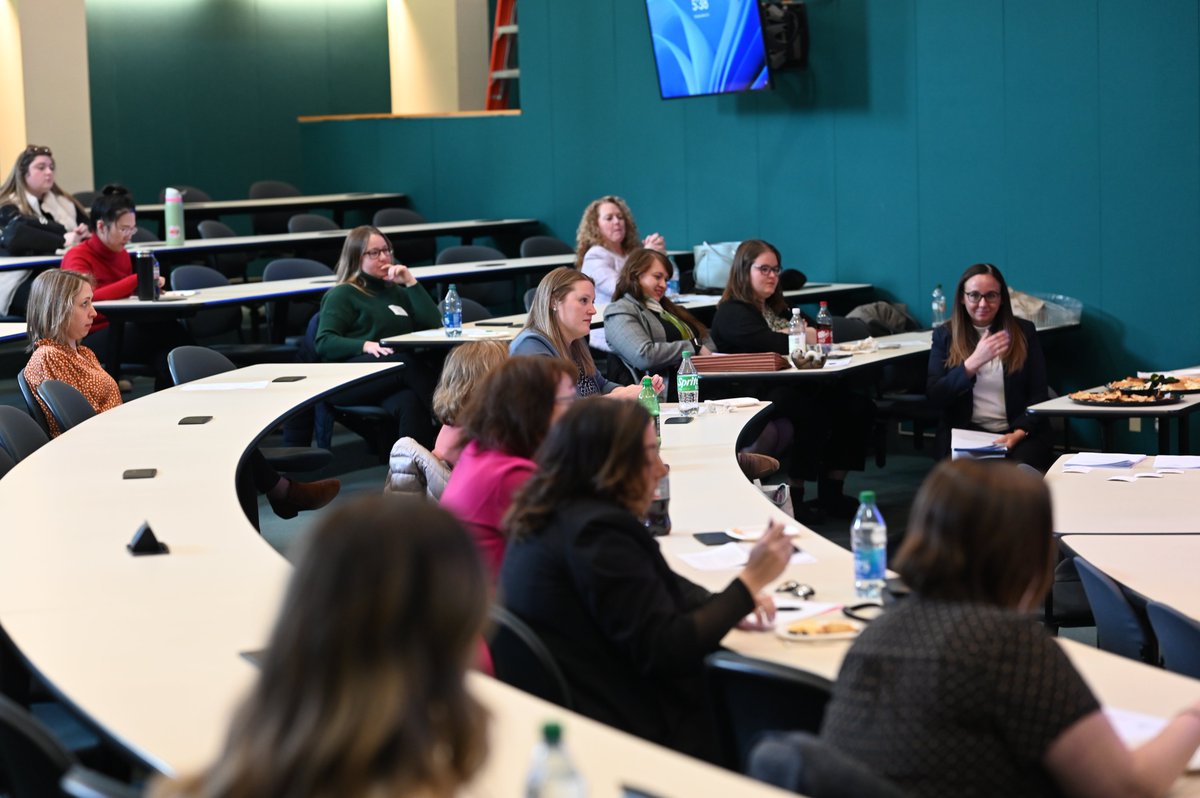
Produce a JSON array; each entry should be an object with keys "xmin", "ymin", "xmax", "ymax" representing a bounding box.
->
[{"xmin": 61, "ymin": 185, "xmax": 190, "ymax": 390}]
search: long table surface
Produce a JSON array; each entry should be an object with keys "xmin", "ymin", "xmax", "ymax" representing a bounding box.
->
[
  {"xmin": 0, "ymin": 322, "xmax": 26, "ymax": 343},
  {"xmin": 0, "ymin": 379, "xmax": 1196, "ymax": 792},
  {"xmin": 1060, "ymin": 534, "xmax": 1200, "ymax": 622},
  {"xmin": 134, "ymin": 191, "xmax": 407, "ymax": 221},
  {"xmin": 1045, "ymin": 453, "xmax": 1200, "ymax": 535}
]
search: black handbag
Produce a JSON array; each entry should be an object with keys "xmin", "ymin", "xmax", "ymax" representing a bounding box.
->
[{"xmin": 0, "ymin": 214, "xmax": 65, "ymax": 255}]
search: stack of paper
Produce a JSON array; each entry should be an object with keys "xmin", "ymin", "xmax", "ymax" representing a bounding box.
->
[
  {"xmin": 1063, "ymin": 452, "xmax": 1147, "ymax": 468},
  {"xmin": 951, "ymin": 428, "xmax": 1007, "ymax": 460},
  {"xmin": 1153, "ymin": 455, "xmax": 1200, "ymax": 469}
]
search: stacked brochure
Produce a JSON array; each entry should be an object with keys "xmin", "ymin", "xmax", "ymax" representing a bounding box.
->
[
  {"xmin": 1063, "ymin": 452, "xmax": 1147, "ymax": 468},
  {"xmin": 951, "ymin": 428, "xmax": 1007, "ymax": 459}
]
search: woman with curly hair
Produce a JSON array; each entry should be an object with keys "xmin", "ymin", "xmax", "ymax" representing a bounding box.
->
[
  {"xmin": 152, "ymin": 495, "xmax": 490, "ymax": 798},
  {"xmin": 574, "ymin": 195, "xmax": 670, "ymax": 350},
  {"xmin": 498, "ymin": 398, "xmax": 792, "ymax": 761}
]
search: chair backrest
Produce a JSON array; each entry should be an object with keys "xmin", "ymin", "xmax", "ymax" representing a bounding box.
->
[
  {"xmin": 1146, "ymin": 600, "xmax": 1200, "ymax": 679},
  {"xmin": 488, "ymin": 605, "xmax": 574, "ymax": 710},
  {"xmin": 0, "ymin": 445, "xmax": 14, "ymax": 479},
  {"xmin": 704, "ymin": 650, "xmax": 833, "ymax": 771},
  {"xmin": 460, "ymin": 297, "xmax": 493, "ymax": 322},
  {"xmin": 248, "ymin": 180, "xmax": 301, "ymax": 236},
  {"xmin": 16, "ymin": 371, "xmax": 52, "ymax": 437},
  {"xmin": 830, "ymin": 316, "xmax": 871, "ymax": 343},
  {"xmin": 72, "ymin": 190, "xmax": 97, "ymax": 209},
  {"xmin": 36, "ymin": 381, "xmax": 97, "ymax": 433},
  {"xmin": 248, "ymin": 179, "xmax": 300, "ymax": 199},
  {"xmin": 0, "ymin": 405, "xmax": 50, "ymax": 463},
  {"xmin": 170, "ymin": 264, "xmax": 228, "ymax": 291},
  {"xmin": 287, "ymin": 213, "xmax": 339, "ymax": 234},
  {"xmin": 0, "ymin": 692, "xmax": 77, "ymax": 798},
  {"xmin": 60, "ymin": 765, "xmax": 141, "ymax": 798},
  {"xmin": 746, "ymin": 731, "xmax": 910, "ymax": 798},
  {"xmin": 436, "ymin": 245, "xmax": 505, "ymax": 265},
  {"xmin": 157, "ymin": 185, "xmax": 211, "ymax": 203},
  {"xmin": 262, "ymin": 258, "xmax": 333, "ymax": 281},
  {"xmin": 520, "ymin": 235, "xmax": 574, "ymax": 257},
  {"xmin": 523, "ymin": 286, "xmax": 537, "ymax": 312},
  {"xmin": 197, "ymin": 219, "xmax": 236, "ymax": 239},
  {"xmin": 168, "ymin": 346, "xmax": 236, "ymax": 386},
  {"xmin": 1075, "ymin": 557, "xmax": 1155, "ymax": 663},
  {"xmin": 373, "ymin": 208, "xmax": 436, "ymax": 264},
  {"xmin": 129, "ymin": 227, "xmax": 157, "ymax": 244},
  {"xmin": 169, "ymin": 265, "xmax": 243, "ymax": 339}
]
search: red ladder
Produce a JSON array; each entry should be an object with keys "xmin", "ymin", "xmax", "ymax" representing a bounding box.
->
[{"xmin": 485, "ymin": 0, "xmax": 518, "ymax": 110}]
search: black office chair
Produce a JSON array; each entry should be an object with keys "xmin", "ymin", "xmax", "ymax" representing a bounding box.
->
[
  {"xmin": 1146, "ymin": 600, "xmax": 1200, "ymax": 679},
  {"xmin": 436, "ymin": 245, "xmax": 514, "ymax": 313},
  {"xmin": 460, "ymin": 297, "xmax": 493, "ymax": 322},
  {"xmin": 36, "ymin": 381, "xmax": 96, "ymax": 433},
  {"xmin": 248, "ymin": 179, "xmax": 301, "ymax": 236},
  {"xmin": 0, "ymin": 692, "xmax": 77, "ymax": 798},
  {"xmin": 261, "ymin": 258, "xmax": 332, "ymax": 343},
  {"xmin": 520, "ymin": 235, "xmax": 574, "ymax": 258},
  {"xmin": 170, "ymin": 265, "xmax": 297, "ymax": 364},
  {"xmin": 704, "ymin": 650, "xmax": 834, "ymax": 771},
  {"xmin": 1075, "ymin": 557, "xmax": 1156, "ymax": 663},
  {"xmin": 287, "ymin": 213, "xmax": 338, "ymax": 234},
  {"xmin": 372, "ymin": 207, "xmax": 436, "ymax": 265},
  {"xmin": 0, "ymin": 405, "xmax": 49, "ymax": 463},
  {"xmin": 167, "ymin": 346, "xmax": 332, "ymax": 473},
  {"xmin": 197, "ymin": 219, "xmax": 252, "ymax": 282},
  {"xmin": 523, "ymin": 286, "xmax": 537, "ymax": 312},
  {"xmin": 128, "ymin": 227, "xmax": 157, "ymax": 244},
  {"xmin": 16, "ymin": 370, "xmax": 52, "ymax": 437},
  {"xmin": 0, "ymin": 445, "xmax": 15, "ymax": 480},
  {"xmin": 60, "ymin": 765, "xmax": 141, "ymax": 798},
  {"xmin": 72, "ymin": 190, "xmax": 97, "ymax": 209},
  {"xmin": 746, "ymin": 731, "xmax": 911, "ymax": 798},
  {"xmin": 487, "ymin": 605, "xmax": 574, "ymax": 710}
]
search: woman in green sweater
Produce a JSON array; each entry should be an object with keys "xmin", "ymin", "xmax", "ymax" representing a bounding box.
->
[{"xmin": 316, "ymin": 225, "xmax": 441, "ymax": 447}]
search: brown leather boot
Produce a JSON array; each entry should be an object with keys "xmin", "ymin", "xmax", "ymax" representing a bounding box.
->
[
  {"xmin": 736, "ymin": 451, "xmax": 781, "ymax": 481},
  {"xmin": 268, "ymin": 478, "xmax": 341, "ymax": 519}
]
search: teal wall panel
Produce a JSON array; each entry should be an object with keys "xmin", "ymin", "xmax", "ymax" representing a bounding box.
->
[{"xmin": 86, "ymin": 0, "xmax": 390, "ymax": 203}]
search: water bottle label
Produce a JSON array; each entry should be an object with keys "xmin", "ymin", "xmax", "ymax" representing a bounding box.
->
[
  {"xmin": 854, "ymin": 546, "xmax": 886, "ymax": 580},
  {"xmin": 816, "ymin": 328, "xmax": 832, "ymax": 344},
  {"xmin": 677, "ymin": 374, "xmax": 698, "ymax": 393}
]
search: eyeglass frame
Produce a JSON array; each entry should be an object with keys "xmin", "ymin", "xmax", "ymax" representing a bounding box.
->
[
  {"xmin": 963, "ymin": 290, "xmax": 1002, "ymax": 304},
  {"xmin": 363, "ymin": 246, "xmax": 394, "ymax": 260},
  {"xmin": 751, "ymin": 264, "xmax": 782, "ymax": 276}
]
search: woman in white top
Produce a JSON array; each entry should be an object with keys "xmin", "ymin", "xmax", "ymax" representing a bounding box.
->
[
  {"xmin": 574, "ymin": 195, "xmax": 669, "ymax": 351},
  {"xmin": 926, "ymin": 262, "xmax": 1052, "ymax": 471},
  {"xmin": 0, "ymin": 144, "xmax": 90, "ymax": 316}
]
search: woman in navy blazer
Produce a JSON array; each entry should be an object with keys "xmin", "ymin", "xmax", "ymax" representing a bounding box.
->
[{"xmin": 927, "ymin": 263, "xmax": 1052, "ymax": 471}]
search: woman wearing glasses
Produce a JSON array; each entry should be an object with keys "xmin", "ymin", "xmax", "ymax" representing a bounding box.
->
[
  {"xmin": 0, "ymin": 144, "xmax": 90, "ymax": 317},
  {"xmin": 711, "ymin": 240, "xmax": 872, "ymax": 520},
  {"xmin": 927, "ymin": 262, "xmax": 1051, "ymax": 470},
  {"xmin": 315, "ymin": 225, "xmax": 441, "ymax": 447},
  {"xmin": 61, "ymin": 185, "xmax": 189, "ymax": 391}
]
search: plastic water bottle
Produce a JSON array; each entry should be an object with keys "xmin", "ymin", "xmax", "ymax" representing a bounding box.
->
[
  {"xmin": 677, "ymin": 350, "xmax": 699, "ymax": 416},
  {"xmin": 163, "ymin": 187, "xmax": 185, "ymax": 246},
  {"xmin": 667, "ymin": 276, "xmax": 680, "ymax": 298},
  {"xmin": 638, "ymin": 376, "xmax": 661, "ymax": 447},
  {"xmin": 787, "ymin": 308, "xmax": 806, "ymax": 357},
  {"xmin": 931, "ymin": 283, "xmax": 946, "ymax": 327},
  {"xmin": 526, "ymin": 722, "xmax": 585, "ymax": 798},
  {"xmin": 851, "ymin": 490, "xmax": 887, "ymax": 599},
  {"xmin": 441, "ymin": 283, "xmax": 462, "ymax": 337},
  {"xmin": 815, "ymin": 301, "xmax": 833, "ymax": 355}
]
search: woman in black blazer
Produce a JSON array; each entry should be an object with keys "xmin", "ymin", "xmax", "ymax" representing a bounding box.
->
[
  {"xmin": 927, "ymin": 263, "xmax": 1052, "ymax": 471},
  {"xmin": 498, "ymin": 398, "xmax": 792, "ymax": 762}
]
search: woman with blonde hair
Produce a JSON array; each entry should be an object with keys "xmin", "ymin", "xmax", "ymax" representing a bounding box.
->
[
  {"xmin": 0, "ymin": 144, "xmax": 90, "ymax": 316},
  {"xmin": 823, "ymin": 458, "xmax": 1200, "ymax": 797},
  {"xmin": 430, "ymin": 339, "xmax": 509, "ymax": 465},
  {"xmin": 315, "ymin": 225, "xmax": 441, "ymax": 448},
  {"xmin": 509, "ymin": 266, "xmax": 659, "ymax": 398},
  {"xmin": 574, "ymin": 195, "xmax": 670, "ymax": 350},
  {"xmin": 927, "ymin": 262, "xmax": 1051, "ymax": 470},
  {"xmin": 152, "ymin": 495, "xmax": 490, "ymax": 798}
]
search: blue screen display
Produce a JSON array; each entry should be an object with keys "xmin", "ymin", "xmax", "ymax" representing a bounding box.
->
[{"xmin": 645, "ymin": 0, "xmax": 771, "ymax": 100}]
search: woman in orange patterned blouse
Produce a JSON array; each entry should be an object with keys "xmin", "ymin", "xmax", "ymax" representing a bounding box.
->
[{"xmin": 22, "ymin": 269, "xmax": 340, "ymax": 520}]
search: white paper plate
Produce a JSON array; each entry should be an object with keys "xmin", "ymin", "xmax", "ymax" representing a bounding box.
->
[{"xmin": 775, "ymin": 616, "xmax": 863, "ymax": 642}]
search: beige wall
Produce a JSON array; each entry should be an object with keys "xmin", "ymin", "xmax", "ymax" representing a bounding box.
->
[
  {"xmin": 388, "ymin": 0, "xmax": 488, "ymax": 114},
  {"xmin": 11, "ymin": 0, "xmax": 93, "ymax": 192},
  {"xmin": 0, "ymin": 1, "xmax": 28, "ymax": 173}
]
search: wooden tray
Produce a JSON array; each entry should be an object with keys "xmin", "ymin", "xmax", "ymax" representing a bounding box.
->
[{"xmin": 692, "ymin": 353, "xmax": 789, "ymax": 373}]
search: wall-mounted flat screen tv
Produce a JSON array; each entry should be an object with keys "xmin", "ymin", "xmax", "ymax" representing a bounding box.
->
[{"xmin": 645, "ymin": 0, "xmax": 772, "ymax": 100}]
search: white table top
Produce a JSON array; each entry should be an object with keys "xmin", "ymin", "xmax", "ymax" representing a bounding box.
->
[
  {"xmin": 1029, "ymin": 390, "xmax": 1200, "ymax": 418},
  {"xmin": 1, "ymin": 378, "xmax": 1197, "ymax": 792},
  {"xmin": 135, "ymin": 191, "xmax": 407, "ymax": 217},
  {"xmin": 0, "ymin": 321, "xmax": 27, "ymax": 343},
  {"xmin": 694, "ymin": 330, "xmax": 932, "ymax": 380},
  {"xmin": 1061, "ymin": 534, "xmax": 1200, "ymax": 622},
  {"xmin": 1045, "ymin": 453, "xmax": 1200, "ymax": 535}
]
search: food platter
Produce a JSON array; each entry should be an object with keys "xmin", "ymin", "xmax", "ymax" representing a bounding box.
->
[
  {"xmin": 1069, "ymin": 389, "xmax": 1182, "ymax": 407},
  {"xmin": 1108, "ymin": 376, "xmax": 1200, "ymax": 395},
  {"xmin": 775, "ymin": 615, "xmax": 863, "ymax": 642}
]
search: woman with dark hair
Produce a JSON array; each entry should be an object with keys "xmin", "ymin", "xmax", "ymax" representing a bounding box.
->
[
  {"xmin": 710, "ymin": 240, "xmax": 872, "ymax": 518},
  {"xmin": 62, "ymin": 184, "xmax": 190, "ymax": 390},
  {"xmin": 23, "ymin": 269, "xmax": 338, "ymax": 517},
  {"xmin": 509, "ymin": 266, "xmax": 660, "ymax": 399},
  {"xmin": 315, "ymin": 225, "xmax": 441, "ymax": 447},
  {"xmin": 603, "ymin": 248, "xmax": 713, "ymax": 393},
  {"xmin": 575, "ymin": 195, "xmax": 670, "ymax": 351},
  {"xmin": 822, "ymin": 458, "xmax": 1200, "ymax": 797},
  {"xmin": 927, "ymin": 262, "xmax": 1051, "ymax": 470},
  {"xmin": 499, "ymin": 398, "xmax": 792, "ymax": 761},
  {"xmin": 0, "ymin": 144, "xmax": 90, "ymax": 316},
  {"xmin": 440, "ymin": 355, "xmax": 577, "ymax": 580},
  {"xmin": 151, "ymin": 495, "xmax": 490, "ymax": 798}
]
